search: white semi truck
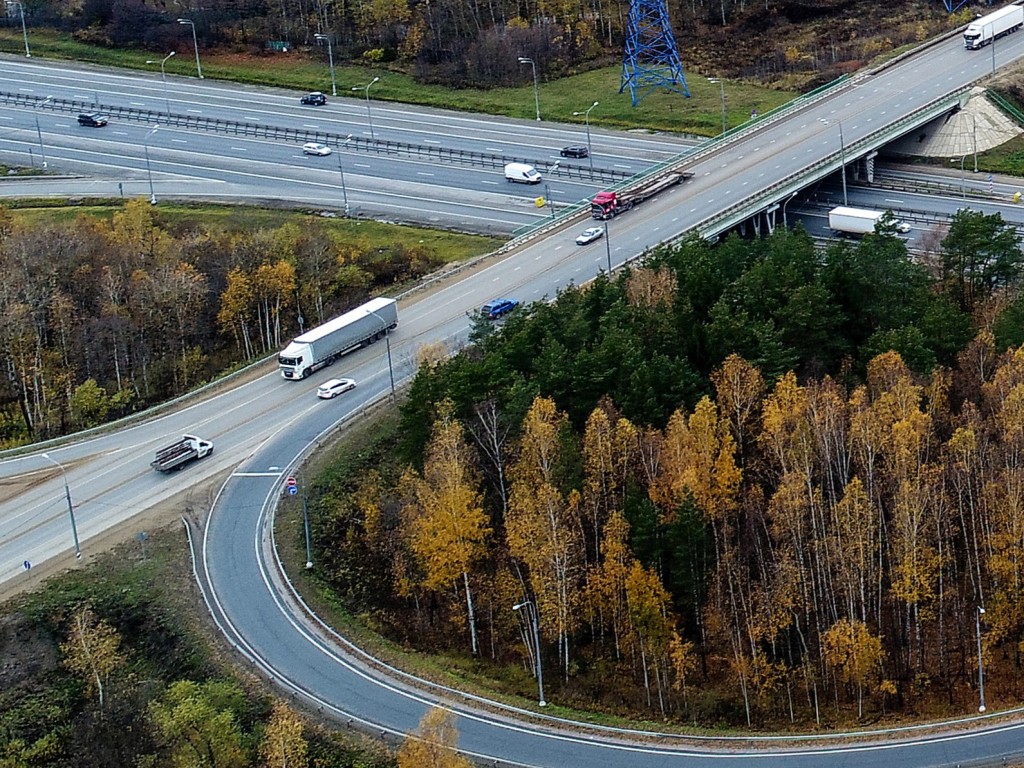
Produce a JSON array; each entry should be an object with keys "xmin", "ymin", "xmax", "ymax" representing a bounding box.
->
[
  {"xmin": 964, "ymin": 4, "xmax": 1024, "ymax": 49},
  {"xmin": 278, "ymin": 296, "xmax": 398, "ymax": 380},
  {"xmin": 828, "ymin": 206, "xmax": 910, "ymax": 236}
]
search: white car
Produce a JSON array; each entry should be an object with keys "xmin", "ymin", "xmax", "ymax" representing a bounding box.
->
[
  {"xmin": 317, "ymin": 378, "xmax": 356, "ymax": 399},
  {"xmin": 302, "ymin": 142, "xmax": 332, "ymax": 156},
  {"xmin": 575, "ymin": 226, "xmax": 605, "ymax": 245}
]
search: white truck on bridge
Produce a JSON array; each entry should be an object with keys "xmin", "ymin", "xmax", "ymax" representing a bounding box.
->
[
  {"xmin": 828, "ymin": 207, "xmax": 910, "ymax": 236},
  {"xmin": 278, "ymin": 297, "xmax": 398, "ymax": 380},
  {"xmin": 964, "ymin": 4, "xmax": 1024, "ymax": 49}
]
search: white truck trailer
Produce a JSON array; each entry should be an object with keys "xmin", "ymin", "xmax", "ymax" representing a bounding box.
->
[
  {"xmin": 828, "ymin": 207, "xmax": 910, "ymax": 236},
  {"xmin": 151, "ymin": 435, "xmax": 214, "ymax": 472},
  {"xmin": 278, "ymin": 296, "xmax": 398, "ymax": 380},
  {"xmin": 964, "ymin": 4, "xmax": 1024, "ymax": 49}
]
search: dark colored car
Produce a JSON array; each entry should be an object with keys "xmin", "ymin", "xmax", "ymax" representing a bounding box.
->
[
  {"xmin": 300, "ymin": 92, "xmax": 328, "ymax": 106},
  {"xmin": 560, "ymin": 145, "xmax": 589, "ymax": 158},
  {"xmin": 77, "ymin": 112, "xmax": 108, "ymax": 127},
  {"xmin": 481, "ymin": 298, "xmax": 519, "ymax": 320}
]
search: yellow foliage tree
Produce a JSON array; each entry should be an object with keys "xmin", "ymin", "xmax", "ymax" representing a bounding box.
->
[
  {"xmin": 60, "ymin": 605, "xmax": 124, "ymax": 709},
  {"xmin": 507, "ymin": 396, "xmax": 585, "ymax": 678},
  {"xmin": 821, "ymin": 618, "xmax": 885, "ymax": 718},
  {"xmin": 404, "ymin": 399, "xmax": 490, "ymax": 655},
  {"xmin": 260, "ymin": 700, "xmax": 307, "ymax": 768},
  {"xmin": 396, "ymin": 707, "xmax": 473, "ymax": 768}
]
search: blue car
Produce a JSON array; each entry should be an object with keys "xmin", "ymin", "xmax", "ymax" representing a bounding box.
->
[{"xmin": 481, "ymin": 298, "xmax": 519, "ymax": 320}]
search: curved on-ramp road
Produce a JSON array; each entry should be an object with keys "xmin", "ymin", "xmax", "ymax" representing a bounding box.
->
[{"xmin": 198, "ymin": 410, "xmax": 1024, "ymax": 768}]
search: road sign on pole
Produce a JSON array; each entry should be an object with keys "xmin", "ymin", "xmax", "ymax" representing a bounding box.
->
[{"xmin": 288, "ymin": 485, "xmax": 298, "ymax": 495}]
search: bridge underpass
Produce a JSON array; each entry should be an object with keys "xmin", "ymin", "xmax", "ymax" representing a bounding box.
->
[{"xmin": 689, "ymin": 86, "xmax": 973, "ymax": 242}]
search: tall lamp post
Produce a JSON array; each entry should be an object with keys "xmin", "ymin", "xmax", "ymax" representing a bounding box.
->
[
  {"xmin": 819, "ymin": 117, "xmax": 848, "ymax": 206},
  {"xmin": 41, "ymin": 453, "xmax": 81, "ymax": 560},
  {"xmin": 18, "ymin": 1, "xmax": 30, "ymax": 57},
  {"xmin": 572, "ymin": 101, "xmax": 599, "ymax": 170},
  {"xmin": 366, "ymin": 308, "xmax": 395, "ymax": 400},
  {"xmin": 351, "ymin": 77, "xmax": 380, "ymax": 141},
  {"xmin": 513, "ymin": 600, "xmax": 546, "ymax": 706},
  {"xmin": 337, "ymin": 134, "xmax": 352, "ymax": 215},
  {"xmin": 603, "ymin": 216, "xmax": 612, "ymax": 274},
  {"xmin": 708, "ymin": 77, "xmax": 726, "ymax": 135},
  {"xmin": 518, "ymin": 57, "xmax": 540, "ymax": 121},
  {"xmin": 177, "ymin": 18, "xmax": 203, "ymax": 79},
  {"xmin": 950, "ymin": 156, "xmax": 967, "ymax": 200},
  {"xmin": 314, "ymin": 33, "xmax": 337, "ymax": 97},
  {"xmin": 977, "ymin": 606, "xmax": 987, "ymax": 713},
  {"xmin": 144, "ymin": 126, "xmax": 159, "ymax": 204},
  {"xmin": 33, "ymin": 95, "xmax": 53, "ymax": 169},
  {"xmin": 146, "ymin": 51, "xmax": 176, "ymax": 118}
]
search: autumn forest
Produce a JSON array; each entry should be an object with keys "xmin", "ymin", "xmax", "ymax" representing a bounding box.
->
[{"xmin": 312, "ymin": 214, "xmax": 1024, "ymax": 727}]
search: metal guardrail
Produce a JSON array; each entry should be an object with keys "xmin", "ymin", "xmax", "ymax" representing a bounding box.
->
[
  {"xmin": 985, "ymin": 88, "xmax": 1024, "ymax": 124},
  {"xmin": 508, "ymin": 73, "xmax": 860, "ymax": 240},
  {"xmin": 0, "ymin": 91, "xmax": 630, "ymax": 185}
]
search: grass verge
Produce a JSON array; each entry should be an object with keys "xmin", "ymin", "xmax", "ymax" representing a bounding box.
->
[
  {"xmin": 2, "ymin": 200, "xmax": 501, "ymax": 264},
  {"xmin": 0, "ymin": 29, "xmax": 795, "ymax": 136}
]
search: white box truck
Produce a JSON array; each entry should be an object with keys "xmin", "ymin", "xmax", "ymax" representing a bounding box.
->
[
  {"xmin": 828, "ymin": 207, "xmax": 910, "ymax": 236},
  {"xmin": 964, "ymin": 4, "xmax": 1024, "ymax": 49},
  {"xmin": 278, "ymin": 297, "xmax": 398, "ymax": 379},
  {"xmin": 504, "ymin": 162, "xmax": 542, "ymax": 184}
]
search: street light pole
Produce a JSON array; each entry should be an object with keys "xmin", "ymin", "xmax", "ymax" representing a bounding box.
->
[
  {"xmin": 351, "ymin": 77, "xmax": 380, "ymax": 140},
  {"xmin": 177, "ymin": 18, "xmax": 203, "ymax": 79},
  {"xmin": 819, "ymin": 118, "xmax": 848, "ymax": 206},
  {"xmin": 977, "ymin": 606, "xmax": 987, "ymax": 713},
  {"xmin": 19, "ymin": 2, "xmax": 30, "ymax": 57},
  {"xmin": 513, "ymin": 600, "xmax": 546, "ymax": 706},
  {"xmin": 973, "ymin": 112, "xmax": 978, "ymax": 173},
  {"xmin": 337, "ymin": 134, "xmax": 352, "ymax": 215},
  {"xmin": 708, "ymin": 77, "xmax": 726, "ymax": 135},
  {"xmin": 33, "ymin": 95, "xmax": 53, "ymax": 169},
  {"xmin": 603, "ymin": 216, "xmax": 612, "ymax": 274},
  {"xmin": 144, "ymin": 126, "xmax": 159, "ymax": 204},
  {"xmin": 314, "ymin": 34, "xmax": 337, "ymax": 97},
  {"xmin": 518, "ymin": 57, "xmax": 540, "ymax": 121},
  {"xmin": 573, "ymin": 101, "xmax": 599, "ymax": 170},
  {"xmin": 951, "ymin": 156, "xmax": 966, "ymax": 199},
  {"xmin": 366, "ymin": 308, "xmax": 396, "ymax": 399},
  {"xmin": 146, "ymin": 51, "xmax": 176, "ymax": 118},
  {"xmin": 41, "ymin": 453, "xmax": 81, "ymax": 560}
]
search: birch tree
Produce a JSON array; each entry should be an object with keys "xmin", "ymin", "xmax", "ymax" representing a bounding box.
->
[{"xmin": 403, "ymin": 399, "xmax": 490, "ymax": 655}]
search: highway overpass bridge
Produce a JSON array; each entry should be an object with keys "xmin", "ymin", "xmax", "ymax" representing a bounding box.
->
[{"xmin": 514, "ymin": 24, "xmax": 1021, "ymax": 251}]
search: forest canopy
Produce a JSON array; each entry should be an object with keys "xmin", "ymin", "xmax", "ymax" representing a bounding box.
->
[
  {"xmin": 310, "ymin": 217, "xmax": 1024, "ymax": 726},
  {"xmin": 0, "ymin": 201, "xmax": 489, "ymax": 444}
]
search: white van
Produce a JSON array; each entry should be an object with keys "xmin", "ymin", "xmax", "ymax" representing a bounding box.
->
[{"xmin": 504, "ymin": 162, "xmax": 542, "ymax": 184}]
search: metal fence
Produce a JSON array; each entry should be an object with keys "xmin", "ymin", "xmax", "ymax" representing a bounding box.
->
[{"xmin": 0, "ymin": 90, "xmax": 631, "ymax": 185}]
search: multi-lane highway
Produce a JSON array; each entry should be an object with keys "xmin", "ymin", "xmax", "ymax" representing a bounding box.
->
[
  {"xmin": 0, "ymin": 57, "xmax": 693, "ymax": 231},
  {"xmin": 5, "ymin": 21, "xmax": 1024, "ymax": 767}
]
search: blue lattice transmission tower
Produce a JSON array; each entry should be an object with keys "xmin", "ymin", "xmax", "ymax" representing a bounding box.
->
[{"xmin": 620, "ymin": 0, "xmax": 689, "ymax": 107}]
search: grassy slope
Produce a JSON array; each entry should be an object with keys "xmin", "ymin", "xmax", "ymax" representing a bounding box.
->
[{"xmin": 0, "ymin": 29, "xmax": 793, "ymax": 136}]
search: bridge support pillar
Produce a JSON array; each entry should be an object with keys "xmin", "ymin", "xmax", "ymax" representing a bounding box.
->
[
  {"xmin": 764, "ymin": 203, "xmax": 779, "ymax": 235},
  {"xmin": 865, "ymin": 151, "xmax": 878, "ymax": 184}
]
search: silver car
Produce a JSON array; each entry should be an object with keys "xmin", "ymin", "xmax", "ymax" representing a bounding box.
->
[
  {"xmin": 302, "ymin": 142, "xmax": 332, "ymax": 156},
  {"xmin": 575, "ymin": 226, "xmax": 605, "ymax": 245}
]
